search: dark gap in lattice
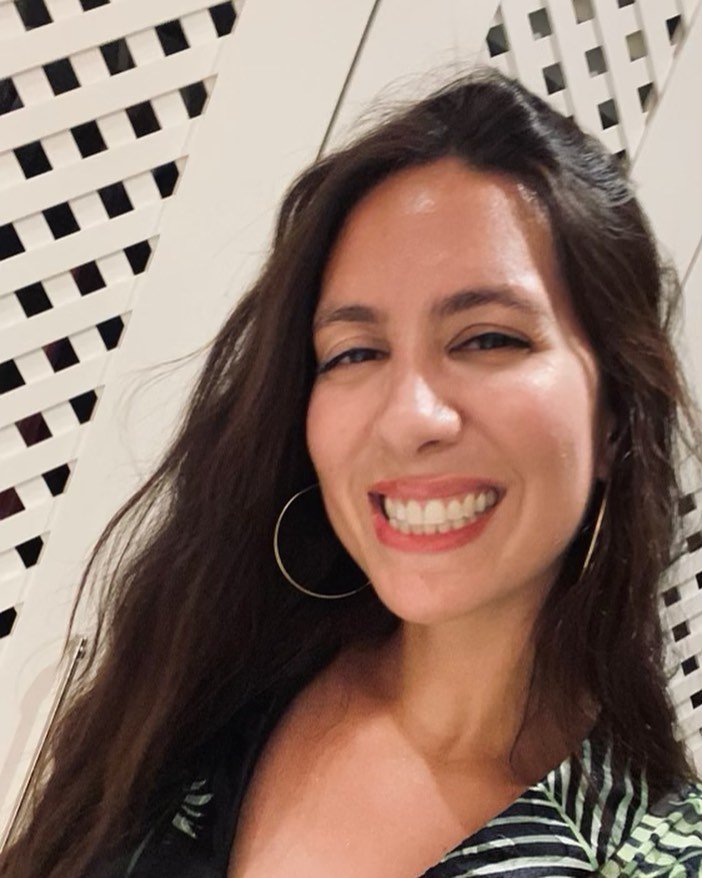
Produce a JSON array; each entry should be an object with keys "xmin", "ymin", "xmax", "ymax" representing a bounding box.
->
[
  {"xmin": 697, "ymin": 571, "xmax": 702, "ymax": 590},
  {"xmin": 598, "ymin": 98, "xmax": 619, "ymax": 130},
  {"xmin": 692, "ymin": 691, "xmax": 702, "ymax": 710},
  {"xmin": 97, "ymin": 316, "xmax": 124, "ymax": 350},
  {"xmin": 0, "ymin": 607, "xmax": 18, "ymax": 639},
  {"xmin": 614, "ymin": 149, "xmax": 628, "ymax": 169},
  {"xmin": 44, "ymin": 338, "xmax": 79, "ymax": 372},
  {"xmin": 638, "ymin": 83, "xmax": 656, "ymax": 112},
  {"xmin": 80, "ymin": 0, "xmax": 110, "ymax": 9},
  {"xmin": 0, "ymin": 360, "xmax": 25, "ymax": 394},
  {"xmin": 683, "ymin": 655, "xmax": 700, "ymax": 676},
  {"xmin": 543, "ymin": 62, "xmax": 565, "ymax": 95},
  {"xmin": 43, "ymin": 463, "xmax": 71, "ymax": 496},
  {"xmin": 209, "ymin": 2, "xmax": 237, "ymax": 37},
  {"xmin": 626, "ymin": 31, "xmax": 647, "ymax": 62},
  {"xmin": 0, "ymin": 488, "xmax": 25, "ymax": 520},
  {"xmin": 71, "ymin": 120, "xmax": 107, "ymax": 158},
  {"xmin": 153, "ymin": 162, "xmax": 179, "ymax": 198},
  {"xmin": 687, "ymin": 532, "xmax": 702, "ymax": 553},
  {"xmin": 126, "ymin": 101, "xmax": 161, "ymax": 138},
  {"xmin": 486, "ymin": 24, "xmax": 509, "ymax": 57},
  {"xmin": 100, "ymin": 38, "xmax": 136, "ymax": 75},
  {"xmin": 15, "ymin": 0, "xmax": 52, "ymax": 29},
  {"xmin": 585, "ymin": 46, "xmax": 607, "ymax": 77},
  {"xmin": 679, "ymin": 492, "xmax": 697, "ymax": 515},
  {"xmin": 155, "ymin": 20, "xmax": 190, "ymax": 56},
  {"xmin": 16, "ymin": 282, "xmax": 51, "ymax": 317},
  {"xmin": 672, "ymin": 621, "xmax": 690, "ymax": 642},
  {"xmin": 17, "ymin": 535, "xmax": 43, "ymax": 568},
  {"xmin": 16, "ymin": 412, "xmax": 52, "ymax": 446},
  {"xmin": 125, "ymin": 240, "xmax": 152, "ymax": 274},
  {"xmin": 44, "ymin": 58, "xmax": 80, "ymax": 96},
  {"xmin": 572, "ymin": 0, "xmax": 594, "ymax": 24},
  {"xmin": 666, "ymin": 16, "xmax": 683, "ymax": 44},
  {"xmin": 98, "ymin": 181, "xmax": 133, "ymax": 218},
  {"xmin": 0, "ymin": 78, "xmax": 23, "ymax": 115},
  {"xmin": 69, "ymin": 389, "xmax": 98, "ymax": 423},
  {"xmin": 14, "ymin": 141, "xmax": 52, "ymax": 178},
  {"xmin": 44, "ymin": 202, "xmax": 80, "ymax": 239},
  {"xmin": 529, "ymin": 8, "xmax": 552, "ymax": 39},
  {"xmin": 617, "ymin": 0, "xmax": 634, "ymax": 6},
  {"xmin": 72, "ymin": 261, "xmax": 106, "ymax": 295},
  {"xmin": 662, "ymin": 586, "xmax": 680, "ymax": 607},
  {"xmin": 180, "ymin": 82, "xmax": 208, "ymax": 118},
  {"xmin": 0, "ymin": 223, "xmax": 25, "ymax": 259}
]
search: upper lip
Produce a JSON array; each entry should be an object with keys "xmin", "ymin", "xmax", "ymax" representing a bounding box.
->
[{"xmin": 368, "ymin": 475, "xmax": 504, "ymax": 500}]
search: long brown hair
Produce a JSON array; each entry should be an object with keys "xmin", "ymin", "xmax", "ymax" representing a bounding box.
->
[{"xmin": 3, "ymin": 67, "xmax": 700, "ymax": 878}]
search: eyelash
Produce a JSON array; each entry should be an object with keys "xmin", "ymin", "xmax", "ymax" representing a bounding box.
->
[{"xmin": 316, "ymin": 332, "xmax": 530, "ymax": 375}]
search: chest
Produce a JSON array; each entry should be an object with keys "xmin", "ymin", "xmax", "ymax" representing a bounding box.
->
[{"xmin": 227, "ymin": 700, "xmax": 526, "ymax": 878}]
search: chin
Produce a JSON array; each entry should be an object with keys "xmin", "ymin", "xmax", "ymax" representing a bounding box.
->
[{"xmin": 370, "ymin": 577, "xmax": 488, "ymax": 627}]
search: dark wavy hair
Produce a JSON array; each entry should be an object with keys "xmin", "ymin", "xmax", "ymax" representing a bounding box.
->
[{"xmin": 3, "ymin": 67, "xmax": 700, "ymax": 878}]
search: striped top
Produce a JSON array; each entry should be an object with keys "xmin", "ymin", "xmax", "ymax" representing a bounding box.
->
[{"xmin": 92, "ymin": 681, "xmax": 702, "ymax": 877}]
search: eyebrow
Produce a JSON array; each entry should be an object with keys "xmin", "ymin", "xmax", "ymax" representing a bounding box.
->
[{"xmin": 312, "ymin": 286, "xmax": 546, "ymax": 333}]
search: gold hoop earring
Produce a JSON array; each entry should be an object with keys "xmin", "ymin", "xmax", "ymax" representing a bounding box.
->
[
  {"xmin": 577, "ymin": 480, "xmax": 610, "ymax": 583},
  {"xmin": 273, "ymin": 483, "xmax": 371, "ymax": 600}
]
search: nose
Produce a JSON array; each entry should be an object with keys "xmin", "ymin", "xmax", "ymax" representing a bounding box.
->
[{"xmin": 374, "ymin": 364, "xmax": 463, "ymax": 457}]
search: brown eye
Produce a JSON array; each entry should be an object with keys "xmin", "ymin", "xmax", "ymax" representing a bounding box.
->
[
  {"xmin": 317, "ymin": 347, "xmax": 383, "ymax": 375},
  {"xmin": 455, "ymin": 332, "xmax": 530, "ymax": 352}
]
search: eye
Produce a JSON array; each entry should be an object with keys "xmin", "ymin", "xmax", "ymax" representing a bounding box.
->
[
  {"xmin": 454, "ymin": 331, "xmax": 530, "ymax": 352},
  {"xmin": 316, "ymin": 347, "xmax": 383, "ymax": 375}
]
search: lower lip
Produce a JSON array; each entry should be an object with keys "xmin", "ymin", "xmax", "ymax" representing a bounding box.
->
[{"xmin": 369, "ymin": 498, "xmax": 500, "ymax": 553}]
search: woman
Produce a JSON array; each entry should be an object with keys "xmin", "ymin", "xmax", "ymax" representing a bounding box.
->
[{"xmin": 2, "ymin": 67, "xmax": 701, "ymax": 877}]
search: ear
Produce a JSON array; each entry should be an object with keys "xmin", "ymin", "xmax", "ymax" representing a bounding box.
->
[{"xmin": 595, "ymin": 408, "xmax": 619, "ymax": 481}]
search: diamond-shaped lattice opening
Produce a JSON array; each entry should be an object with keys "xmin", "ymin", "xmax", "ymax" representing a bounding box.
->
[
  {"xmin": 543, "ymin": 62, "xmax": 565, "ymax": 95},
  {"xmin": 486, "ymin": 23, "xmax": 509, "ymax": 57},
  {"xmin": 180, "ymin": 82, "xmax": 209, "ymax": 118},
  {"xmin": 44, "ymin": 58, "xmax": 81, "ymax": 96},
  {"xmin": 692, "ymin": 691, "xmax": 702, "ymax": 710},
  {"xmin": 44, "ymin": 202, "xmax": 80, "ymax": 239},
  {"xmin": 45, "ymin": 338, "xmax": 79, "ymax": 373},
  {"xmin": 126, "ymin": 101, "xmax": 161, "ymax": 138},
  {"xmin": 626, "ymin": 31, "xmax": 647, "ymax": 62},
  {"xmin": 529, "ymin": 8, "xmax": 552, "ymax": 40},
  {"xmin": 662, "ymin": 586, "xmax": 680, "ymax": 607},
  {"xmin": 17, "ymin": 535, "xmax": 44, "ymax": 568},
  {"xmin": 617, "ymin": 0, "xmax": 635, "ymax": 7},
  {"xmin": 0, "ymin": 488, "xmax": 25, "ymax": 520},
  {"xmin": 680, "ymin": 493, "xmax": 698, "ymax": 515},
  {"xmin": 0, "ymin": 607, "xmax": 18, "ymax": 639},
  {"xmin": 572, "ymin": 0, "xmax": 594, "ymax": 24},
  {"xmin": 697, "ymin": 570, "xmax": 702, "ymax": 590},
  {"xmin": 683, "ymin": 656, "xmax": 700, "ymax": 675},
  {"xmin": 17, "ymin": 412, "xmax": 52, "ymax": 446},
  {"xmin": 598, "ymin": 99, "xmax": 619, "ymax": 130},
  {"xmin": 156, "ymin": 19, "xmax": 190, "ymax": 56},
  {"xmin": 98, "ymin": 182, "xmax": 133, "ymax": 218},
  {"xmin": 125, "ymin": 240, "xmax": 153, "ymax": 274},
  {"xmin": 43, "ymin": 463, "xmax": 71, "ymax": 496},
  {"xmin": 73, "ymin": 261, "xmax": 106, "ymax": 296},
  {"xmin": 97, "ymin": 316, "xmax": 125, "ymax": 350},
  {"xmin": 0, "ymin": 78, "xmax": 23, "ymax": 115},
  {"xmin": 0, "ymin": 360, "xmax": 25, "ymax": 394},
  {"xmin": 638, "ymin": 82, "xmax": 656, "ymax": 112},
  {"xmin": 210, "ymin": 2, "xmax": 237, "ymax": 37},
  {"xmin": 667, "ymin": 15, "xmax": 683, "ymax": 46},
  {"xmin": 72, "ymin": 120, "xmax": 108, "ymax": 158},
  {"xmin": 688, "ymin": 532, "xmax": 702, "ymax": 553},
  {"xmin": 0, "ymin": 223, "xmax": 25, "ymax": 259},
  {"xmin": 80, "ymin": 0, "xmax": 109, "ymax": 9},
  {"xmin": 100, "ymin": 39, "xmax": 136, "ymax": 76},
  {"xmin": 153, "ymin": 162, "xmax": 180, "ymax": 198},
  {"xmin": 16, "ymin": 0, "xmax": 52, "ymax": 29},
  {"xmin": 69, "ymin": 389, "xmax": 98, "ymax": 423},
  {"xmin": 16, "ymin": 282, "xmax": 52, "ymax": 317},
  {"xmin": 672, "ymin": 621, "xmax": 690, "ymax": 642},
  {"xmin": 14, "ymin": 141, "xmax": 52, "ymax": 178},
  {"xmin": 585, "ymin": 46, "xmax": 607, "ymax": 77}
]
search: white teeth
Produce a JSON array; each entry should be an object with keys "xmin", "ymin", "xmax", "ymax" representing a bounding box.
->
[{"xmin": 380, "ymin": 488, "xmax": 501, "ymax": 535}]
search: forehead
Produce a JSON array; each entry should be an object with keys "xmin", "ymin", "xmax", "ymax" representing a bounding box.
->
[{"xmin": 316, "ymin": 158, "xmax": 574, "ymax": 329}]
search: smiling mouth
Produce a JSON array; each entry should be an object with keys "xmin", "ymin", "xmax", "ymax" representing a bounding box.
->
[{"xmin": 369, "ymin": 488, "xmax": 501, "ymax": 535}]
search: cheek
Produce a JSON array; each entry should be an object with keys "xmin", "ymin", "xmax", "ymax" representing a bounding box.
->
[{"xmin": 305, "ymin": 386, "xmax": 362, "ymax": 482}]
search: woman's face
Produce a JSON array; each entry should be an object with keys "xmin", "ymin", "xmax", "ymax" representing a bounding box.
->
[{"xmin": 306, "ymin": 158, "xmax": 612, "ymax": 625}]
